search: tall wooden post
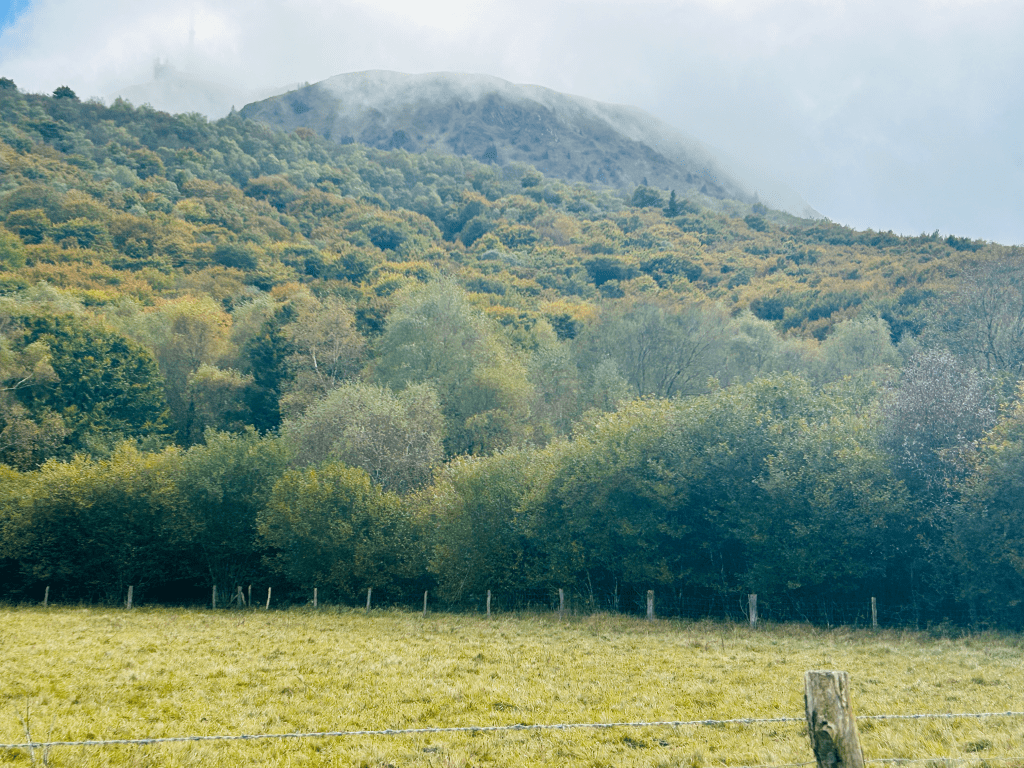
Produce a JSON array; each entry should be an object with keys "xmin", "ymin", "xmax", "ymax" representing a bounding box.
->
[
  {"xmin": 486, "ymin": 589, "xmax": 492, "ymax": 619},
  {"xmin": 237, "ymin": 585, "xmax": 246, "ymax": 607},
  {"xmin": 804, "ymin": 670, "xmax": 865, "ymax": 768},
  {"xmin": 43, "ymin": 585, "xmax": 49, "ymax": 608},
  {"xmin": 423, "ymin": 590, "xmax": 429, "ymax": 618},
  {"xmin": 558, "ymin": 588, "xmax": 565, "ymax": 620},
  {"xmin": 366, "ymin": 587, "xmax": 372, "ymax": 611},
  {"xmin": 748, "ymin": 593, "xmax": 758, "ymax": 629},
  {"xmin": 248, "ymin": 584, "xmax": 252, "ymax": 609},
  {"xmin": 265, "ymin": 586, "xmax": 272, "ymax": 610},
  {"xmin": 313, "ymin": 587, "xmax": 318, "ymax": 609},
  {"xmin": 126, "ymin": 585, "xmax": 133, "ymax": 610},
  {"xmin": 646, "ymin": 590, "xmax": 655, "ymax": 621},
  {"xmin": 212, "ymin": 585, "xmax": 217, "ymax": 610},
  {"xmin": 871, "ymin": 597, "xmax": 877, "ymax": 630}
]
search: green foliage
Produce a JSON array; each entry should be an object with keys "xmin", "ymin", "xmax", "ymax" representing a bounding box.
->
[
  {"xmin": 630, "ymin": 185, "xmax": 663, "ymax": 209},
  {"xmin": 169, "ymin": 429, "xmax": 290, "ymax": 589},
  {"xmin": 953, "ymin": 388, "xmax": 1024, "ymax": 626},
  {"xmin": 8, "ymin": 312, "xmax": 169, "ymax": 459},
  {"xmin": 52, "ymin": 85, "xmax": 78, "ymax": 100},
  {"xmin": 258, "ymin": 462, "xmax": 419, "ymax": 598},
  {"xmin": 282, "ymin": 381, "xmax": 443, "ymax": 493},
  {"xmin": 3, "ymin": 444, "xmax": 183, "ymax": 600},
  {"xmin": 375, "ymin": 279, "xmax": 533, "ymax": 455}
]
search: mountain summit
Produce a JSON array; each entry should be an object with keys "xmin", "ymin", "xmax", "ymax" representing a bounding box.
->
[{"xmin": 239, "ymin": 70, "xmax": 757, "ymax": 205}]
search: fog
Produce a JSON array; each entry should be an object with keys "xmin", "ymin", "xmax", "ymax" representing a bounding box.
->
[{"xmin": 1, "ymin": 0, "xmax": 1021, "ymax": 245}]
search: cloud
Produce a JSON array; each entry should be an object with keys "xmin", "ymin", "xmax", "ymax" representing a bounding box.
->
[{"xmin": 0, "ymin": 0, "xmax": 1021, "ymax": 244}]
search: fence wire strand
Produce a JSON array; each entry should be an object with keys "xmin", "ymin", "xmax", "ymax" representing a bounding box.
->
[
  {"xmin": 867, "ymin": 759, "xmax": 1024, "ymax": 766},
  {"xmin": 4, "ymin": 710, "xmax": 1024, "ymax": 752}
]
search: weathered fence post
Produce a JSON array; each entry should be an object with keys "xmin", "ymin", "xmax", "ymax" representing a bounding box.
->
[
  {"xmin": 313, "ymin": 587, "xmax": 318, "ymax": 609},
  {"xmin": 212, "ymin": 585, "xmax": 217, "ymax": 610},
  {"xmin": 748, "ymin": 593, "xmax": 758, "ymax": 629},
  {"xmin": 423, "ymin": 590, "xmax": 429, "ymax": 618},
  {"xmin": 265, "ymin": 587, "xmax": 272, "ymax": 610},
  {"xmin": 236, "ymin": 585, "xmax": 246, "ymax": 607},
  {"xmin": 366, "ymin": 587, "xmax": 372, "ymax": 611},
  {"xmin": 43, "ymin": 585, "xmax": 49, "ymax": 608},
  {"xmin": 126, "ymin": 585, "xmax": 133, "ymax": 610},
  {"xmin": 486, "ymin": 589, "xmax": 492, "ymax": 619},
  {"xmin": 248, "ymin": 584, "xmax": 252, "ymax": 609},
  {"xmin": 871, "ymin": 597, "xmax": 877, "ymax": 630},
  {"xmin": 804, "ymin": 670, "xmax": 865, "ymax": 768},
  {"xmin": 647, "ymin": 590, "xmax": 655, "ymax": 621},
  {"xmin": 559, "ymin": 588, "xmax": 565, "ymax": 620}
]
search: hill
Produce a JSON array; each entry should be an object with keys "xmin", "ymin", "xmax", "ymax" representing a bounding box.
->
[{"xmin": 239, "ymin": 70, "xmax": 767, "ymax": 209}]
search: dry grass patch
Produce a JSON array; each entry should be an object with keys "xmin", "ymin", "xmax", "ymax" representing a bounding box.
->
[{"xmin": 2, "ymin": 607, "xmax": 1024, "ymax": 766}]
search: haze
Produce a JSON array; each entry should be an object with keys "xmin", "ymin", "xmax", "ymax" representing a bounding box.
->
[{"xmin": 1, "ymin": 0, "xmax": 1021, "ymax": 245}]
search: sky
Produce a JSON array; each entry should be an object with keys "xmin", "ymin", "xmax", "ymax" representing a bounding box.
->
[{"xmin": 0, "ymin": 0, "xmax": 1021, "ymax": 245}]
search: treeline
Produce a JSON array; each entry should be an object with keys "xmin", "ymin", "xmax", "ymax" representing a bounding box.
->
[{"xmin": 4, "ymin": 372, "xmax": 1024, "ymax": 628}]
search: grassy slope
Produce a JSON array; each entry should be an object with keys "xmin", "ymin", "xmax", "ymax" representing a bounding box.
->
[{"xmin": 2, "ymin": 608, "xmax": 1023, "ymax": 767}]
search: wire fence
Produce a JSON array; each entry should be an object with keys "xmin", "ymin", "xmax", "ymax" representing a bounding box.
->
[
  {"xmin": 5, "ymin": 710, "xmax": 1024, "ymax": 757},
  {"xmin": 19, "ymin": 579, "xmax": 998, "ymax": 632}
]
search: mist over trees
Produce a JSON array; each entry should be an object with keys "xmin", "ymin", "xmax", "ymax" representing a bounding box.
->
[{"xmin": 1, "ymin": 80, "xmax": 1023, "ymax": 625}]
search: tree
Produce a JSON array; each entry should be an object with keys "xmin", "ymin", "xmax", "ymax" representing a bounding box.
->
[
  {"xmin": 282, "ymin": 381, "xmax": 444, "ymax": 493},
  {"xmin": 951, "ymin": 387, "xmax": 1024, "ymax": 626},
  {"xmin": 374, "ymin": 279, "xmax": 533, "ymax": 456},
  {"xmin": 575, "ymin": 297, "xmax": 729, "ymax": 399},
  {"xmin": 882, "ymin": 349, "xmax": 995, "ymax": 501},
  {"xmin": 929, "ymin": 253, "xmax": 1024, "ymax": 381},
  {"xmin": 630, "ymin": 185, "xmax": 663, "ymax": 209},
  {"xmin": 52, "ymin": 85, "xmax": 78, "ymax": 101},
  {"xmin": 169, "ymin": 429, "xmax": 290, "ymax": 592},
  {"xmin": 4, "ymin": 445, "xmax": 183, "ymax": 601},
  {"xmin": 241, "ymin": 304, "xmax": 297, "ymax": 432},
  {"xmin": 133, "ymin": 297, "xmax": 232, "ymax": 443},
  {"xmin": 425, "ymin": 448, "xmax": 550, "ymax": 600},
  {"xmin": 258, "ymin": 463, "xmax": 420, "ymax": 599},
  {"xmin": 281, "ymin": 296, "xmax": 365, "ymax": 416},
  {"xmin": 10, "ymin": 313, "xmax": 169, "ymax": 458},
  {"xmin": 816, "ymin": 316, "xmax": 899, "ymax": 385}
]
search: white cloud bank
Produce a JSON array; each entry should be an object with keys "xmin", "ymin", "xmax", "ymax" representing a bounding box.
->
[{"xmin": 1, "ymin": 0, "xmax": 1021, "ymax": 244}]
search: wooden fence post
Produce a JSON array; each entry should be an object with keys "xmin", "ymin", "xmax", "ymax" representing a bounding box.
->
[
  {"xmin": 236, "ymin": 586, "xmax": 245, "ymax": 607},
  {"xmin": 248, "ymin": 584, "xmax": 252, "ymax": 609},
  {"xmin": 313, "ymin": 587, "xmax": 318, "ymax": 609},
  {"xmin": 43, "ymin": 585, "xmax": 49, "ymax": 608},
  {"xmin": 366, "ymin": 587, "xmax": 372, "ymax": 611},
  {"xmin": 265, "ymin": 587, "xmax": 272, "ymax": 610},
  {"xmin": 558, "ymin": 588, "xmax": 565, "ymax": 620},
  {"xmin": 486, "ymin": 589, "xmax": 492, "ymax": 619},
  {"xmin": 749, "ymin": 593, "xmax": 758, "ymax": 629},
  {"xmin": 647, "ymin": 590, "xmax": 655, "ymax": 621},
  {"xmin": 212, "ymin": 585, "xmax": 217, "ymax": 610},
  {"xmin": 423, "ymin": 590, "xmax": 429, "ymax": 618},
  {"xmin": 804, "ymin": 670, "xmax": 865, "ymax": 768},
  {"xmin": 126, "ymin": 585, "xmax": 133, "ymax": 611},
  {"xmin": 871, "ymin": 597, "xmax": 877, "ymax": 630}
]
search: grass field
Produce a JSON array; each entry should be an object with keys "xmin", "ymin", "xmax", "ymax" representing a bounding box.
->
[{"xmin": 2, "ymin": 607, "xmax": 1024, "ymax": 767}]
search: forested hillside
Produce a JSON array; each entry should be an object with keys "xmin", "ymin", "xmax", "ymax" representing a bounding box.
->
[{"xmin": 3, "ymin": 80, "xmax": 1024, "ymax": 626}]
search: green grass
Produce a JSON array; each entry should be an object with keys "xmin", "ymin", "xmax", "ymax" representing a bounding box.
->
[{"xmin": 2, "ymin": 607, "xmax": 1024, "ymax": 767}]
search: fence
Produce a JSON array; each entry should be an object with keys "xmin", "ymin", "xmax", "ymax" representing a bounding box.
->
[
  {"xmin": 32, "ymin": 581, "xmax": 984, "ymax": 634},
  {"xmin": 5, "ymin": 671, "xmax": 1024, "ymax": 766}
]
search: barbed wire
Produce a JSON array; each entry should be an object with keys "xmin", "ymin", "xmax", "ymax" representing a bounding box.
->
[
  {"xmin": 0, "ymin": 715, "xmax": 802, "ymax": 750},
  {"xmin": 4, "ymin": 710, "xmax": 1024, "ymax": 752},
  {"xmin": 867, "ymin": 759, "xmax": 1024, "ymax": 766},
  {"xmin": 860, "ymin": 711, "xmax": 1024, "ymax": 721}
]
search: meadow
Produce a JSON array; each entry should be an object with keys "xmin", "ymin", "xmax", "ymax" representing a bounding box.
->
[{"xmin": 2, "ymin": 607, "xmax": 1024, "ymax": 767}]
